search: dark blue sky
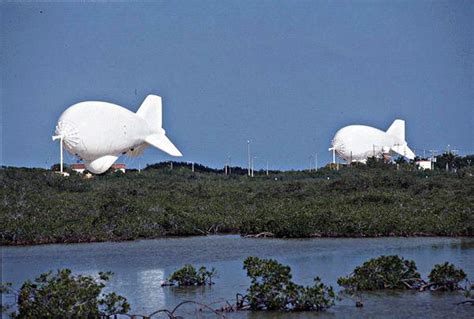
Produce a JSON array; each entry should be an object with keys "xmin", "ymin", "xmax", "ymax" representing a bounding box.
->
[{"xmin": 2, "ymin": 1, "xmax": 473, "ymax": 170}]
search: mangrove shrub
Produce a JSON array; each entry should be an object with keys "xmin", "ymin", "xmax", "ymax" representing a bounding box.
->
[
  {"xmin": 428, "ymin": 262, "xmax": 467, "ymax": 291},
  {"xmin": 164, "ymin": 264, "xmax": 216, "ymax": 286},
  {"xmin": 242, "ymin": 256, "xmax": 335, "ymax": 311},
  {"xmin": 0, "ymin": 269, "xmax": 129, "ymax": 318},
  {"xmin": 337, "ymin": 255, "xmax": 422, "ymax": 291}
]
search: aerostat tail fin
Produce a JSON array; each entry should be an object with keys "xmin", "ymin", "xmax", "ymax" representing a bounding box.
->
[
  {"xmin": 137, "ymin": 94, "xmax": 182, "ymax": 157},
  {"xmin": 386, "ymin": 119, "xmax": 405, "ymax": 142},
  {"xmin": 136, "ymin": 95, "xmax": 162, "ymax": 131},
  {"xmin": 386, "ymin": 119, "xmax": 405, "ymax": 141},
  {"xmin": 145, "ymin": 134, "xmax": 182, "ymax": 157},
  {"xmin": 387, "ymin": 119, "xmax": 415, "ymax": 159}
]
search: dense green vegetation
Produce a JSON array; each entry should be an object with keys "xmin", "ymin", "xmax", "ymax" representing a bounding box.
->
[
  {"xmin": 163, "ymin": 264, "xmax": 216, "ymax": 287},
  {"xmin": 1, "ymin": 158, "xmax": 473, "ymax": 245},
  {"xmin": 338, "ymin": 256, "xmax": 470, "ymax": 293},
  {"xmin": 337, "ymin": 255, "xmax": 422, "ymax": 291},
  {"xmin": 239, "ymin": 256, "xmax": 335, "ymax": 311},
  {"xmin": 0, "ymin": 269, "xmax": 129, "ymax": 318},
  {"xmin": 427, "ymin": 262, "xmax": 468, "ymax": 291}
]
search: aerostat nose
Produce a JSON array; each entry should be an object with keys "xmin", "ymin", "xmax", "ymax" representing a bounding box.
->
[
  {"xmin": 331, "ymin": 133, "xmax": 344, "ymax": 150},
  {"xmin": 53, "ymin": 120, "xmax": 80, "ymax": 150}
]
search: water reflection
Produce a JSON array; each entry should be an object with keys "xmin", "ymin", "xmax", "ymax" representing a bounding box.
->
[{"xmin": 2, "ymin": 236, "xmax": 473, "ymax": 318}]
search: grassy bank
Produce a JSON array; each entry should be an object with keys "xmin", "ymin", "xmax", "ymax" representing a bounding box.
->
[{"xmin": 0, "ymin": 163, "xmax": 473, "ymax": 245}]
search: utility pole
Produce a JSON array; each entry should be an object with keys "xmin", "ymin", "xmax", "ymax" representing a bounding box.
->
[
  {"xmin": 192, "ymin": 162, "xmax": 195, "ymax": 172},
  {"xmin": 251, "ymin": 156, "xmax": 256, "ymax": 177},
  {"xmin": 266, "ymin": 160, "xmax": 269, "ymax": 176},
  {"xmin": 251, "ymin": 157, "xmax": 254, "ymax": 177},
  {"xmin": 59, "ymin": 136, "xmax": 63, "ymax": 173},
  {"xmin": 429, "ymin": 150, "xmax": 437, "ymax": 170},
  {"xmin": 247, "ymin": 140, "xmax": 251, "ymax": 176},
  {"xmin": 224, "ymin": 156, "xmax": 231, "ymax": 175},
  {"xmin": 315, "ymin": 153, "xmax": 318, "ymax": 171}
]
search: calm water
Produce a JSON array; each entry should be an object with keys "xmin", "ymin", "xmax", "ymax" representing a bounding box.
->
[{"xmin": 2, "ymin": 236, "xmax": 473, "ymax": 318}]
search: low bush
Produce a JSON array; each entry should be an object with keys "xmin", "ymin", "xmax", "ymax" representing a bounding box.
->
[
  {"xmin": 242, "ymin": 256, "xmax": 335, "ymax": 311},
  {"xmin": 0, "ymin": 269, "xmax": 129, "ymax": 318},
  {"xmin": 164, "ymin": 264, "xmax": 216, "ymax": 286},
  {"xmin": 337, "ymin": 255, "xmax": 422, "ymax": 291},
  {"xmin": 338, "ymin": 256, "xmax": 470, "ymax": 294},
  {"xmin": 428, "ymin": 262, "xmax": 467, "ymax": 291}
]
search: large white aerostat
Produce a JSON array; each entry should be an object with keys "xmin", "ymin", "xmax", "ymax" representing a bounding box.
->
[
  {"xmin": 52, "ymin": 95, "xmax": 182, "ymax": 174},
  {"xmin": 329, "ymin": 119, "xmax": 415, "ymax": 163}
]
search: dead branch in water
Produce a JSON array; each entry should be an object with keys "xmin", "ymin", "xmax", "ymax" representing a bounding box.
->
[
  {"xmin": 103, "ymin": 300, "xmax": 226, "ymax": 318},
  {"xmin": 244, "ymin": 232, "xmax": 275, "ymax": 238}
]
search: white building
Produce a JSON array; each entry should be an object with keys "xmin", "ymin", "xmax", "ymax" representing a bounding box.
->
[
  {"xmin": 71, "ymin": 163, "xmax": 126, "ymax": 173},
  {"xmin": 415, "ymin": 160, "xmax": 432, "ymax": 170},
  {"xmin": 71, "ymin": 163, "xmax": 86, "ymax": 174}
]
